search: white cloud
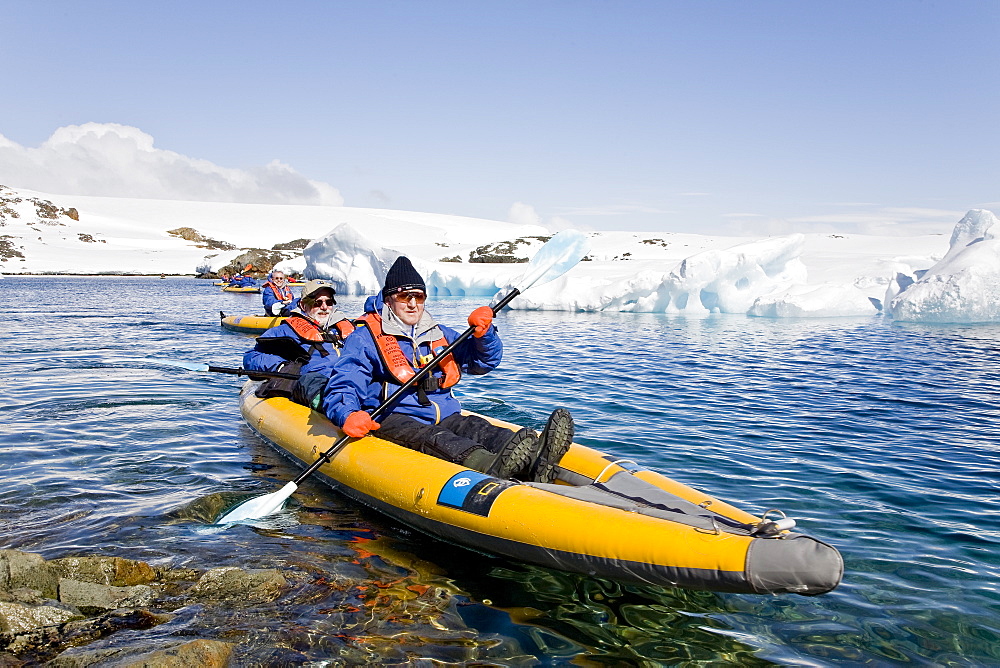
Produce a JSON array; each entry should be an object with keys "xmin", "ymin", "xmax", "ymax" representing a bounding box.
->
[
  {"xmin": 0, "ymin": 123, "xmax": 343, "ymax": 206},
  {"xmin": 507, "ymin": 201, "xmax": 542, "ymax": 227},
  {"xmin": 507, "ymin": 202, "xmax": 590, "ymax": 233}
]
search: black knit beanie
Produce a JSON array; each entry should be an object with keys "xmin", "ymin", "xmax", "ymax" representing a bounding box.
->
[{"xmin": 382, "ymin": 256, "xmax": 426, "ymax": 297}]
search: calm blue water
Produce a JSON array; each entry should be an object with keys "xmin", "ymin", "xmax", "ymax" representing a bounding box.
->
[{"xmin": 2, "ymin": 275, "xmax": 999, "ymax": 666}]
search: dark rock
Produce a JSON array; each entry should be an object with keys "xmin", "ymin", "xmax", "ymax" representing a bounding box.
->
[
  {"xmin": 220, "ymin": 248, "xmax": 296, "ymax": 277},
  {"xmin": 271, "ymin": 238, "xmax": 312, "ymax": 251},
  {"xmin": 468, "ymin": 236, "xmax": 551, "ymax": 263},
  {"xmin": 166, "ymin": 227, "xmax": 237, "ymax": 251}
]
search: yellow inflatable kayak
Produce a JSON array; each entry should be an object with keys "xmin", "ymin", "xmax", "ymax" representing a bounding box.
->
[
  {"xmin": 222, "ymin": 285, "xmax": 261, "ymax": 293},
  {"xmin": 239, "ymin": 382, "xmax": 843, "ymax": 595},
  {"xmin": 220, "ymin": 313, "xmax": 285, "ymax": 333}
]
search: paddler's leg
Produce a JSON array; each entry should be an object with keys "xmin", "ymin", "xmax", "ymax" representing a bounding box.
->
[
  {"xmin": 459, "ymin": 427, "xmax": 538, "ymax": 479},
  {"xmin": 377, "ymin": 413, "xmax": 531, "ymax": 477},
  {"xmin": 526, "ymin": 408, "xmax": 574, "ymax": 483},
  {"xmin": 440, "ymin": 414, "xmax": 544, "ymax": 479}
]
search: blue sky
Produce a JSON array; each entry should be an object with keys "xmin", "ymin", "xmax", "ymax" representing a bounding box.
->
[{"xmin": 2, "ymin": 1, "xmax": 997, "ymax": 235}]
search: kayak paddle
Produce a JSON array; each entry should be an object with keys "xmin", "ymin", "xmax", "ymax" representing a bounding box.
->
[
  {"xmin": 217, "ymin": 229, "xmax": 590, "ymax": 523},
  {"xmin": 143, "ymin": 359, "xmax": 303, "ymax": 380}
]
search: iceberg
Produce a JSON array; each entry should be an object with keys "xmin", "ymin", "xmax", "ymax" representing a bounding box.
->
[
  {"xmin": 887, "ymin": 210, "xmax": 1000, "ymax": 323},
  {"xmin": 300, "ymin": 212, "xmax": 1000, "ymax": 324}
]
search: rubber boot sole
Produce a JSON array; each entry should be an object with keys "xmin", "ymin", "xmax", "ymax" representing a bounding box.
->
[
  {"xmin": 530, "ymin": 408, "xmax": 574, "ymax": 483},
  {"xmin": 486, "ymin": 427, "xmax": 539, "ymax": 479}
]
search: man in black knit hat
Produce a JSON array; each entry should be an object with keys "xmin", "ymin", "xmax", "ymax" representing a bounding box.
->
[{"xmin": 320, "ymin": 256, "xmax": 572, "ymax": 481}]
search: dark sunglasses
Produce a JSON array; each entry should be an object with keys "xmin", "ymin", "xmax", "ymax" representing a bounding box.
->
[{"xmin": 312, "ymin": 297, "xmax": 335, "ymax": 306}]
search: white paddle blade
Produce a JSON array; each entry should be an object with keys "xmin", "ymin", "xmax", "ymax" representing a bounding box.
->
[
  {"xmin": 216, "ymin": 481, "xmax": 298, "ymax": 523},
  {"xmin": 510, "ymin": 229, "xmax": 590, "ymax": 293}
]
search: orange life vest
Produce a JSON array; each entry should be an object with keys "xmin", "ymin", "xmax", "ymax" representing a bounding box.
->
[
  {"xmin": 357, "ymin": 312, "xmax": 460, "ymax": 389},
  {"xmin": 264, "ymin": 280, "xmax": 294, "ymax": 302},
  {"xmin": 287, "ymin": 313, "xmax": 355, "ymax": 346}
]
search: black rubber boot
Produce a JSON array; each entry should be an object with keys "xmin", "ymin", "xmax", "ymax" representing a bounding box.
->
[
  {"xmin": 461, "ymin": 427, "xmax": 538, "ymax": 479},
  {"xmin": 528, "ymin": 408, "xmax": 574, "ymax": 483}
]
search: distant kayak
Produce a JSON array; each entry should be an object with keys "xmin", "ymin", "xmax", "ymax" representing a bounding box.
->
[
  {"xmin": 220, "ymin": 313, "xmax": 286, "ymax": 333},
  {"xmin": 222, "ymin": 285, "xmax": 261, "ymax": 293},
  {"xmin": 287, "ymin": 281, "xmax": 306, "ymax": 287},
  {"xmin": 239, "ymin": 382, "xmax": 844, "ymax": 596}
]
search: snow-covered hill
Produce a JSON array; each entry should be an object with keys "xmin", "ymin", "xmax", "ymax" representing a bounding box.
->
[{"xmin": 3, "ymin": 185, "xmax": 997, "ymax": 323}]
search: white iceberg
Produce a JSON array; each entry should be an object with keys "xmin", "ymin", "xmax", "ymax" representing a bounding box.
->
[{"xmin": 887, "ymin": 210, "xmax": 1000, "ymax": 323}]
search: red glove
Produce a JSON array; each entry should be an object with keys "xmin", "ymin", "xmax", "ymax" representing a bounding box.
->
[
  {"xmin": 342, "ymin": 411, "xmax": 380, "ymax": 438},
  {"xmin": 468, "ymin": 306, "xmax": 494, "ymax": 338}
]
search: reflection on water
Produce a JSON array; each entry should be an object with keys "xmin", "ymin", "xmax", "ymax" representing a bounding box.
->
[{"xmin": 1, "ymin": 276, "xmax": 1000, "ymax": 664}]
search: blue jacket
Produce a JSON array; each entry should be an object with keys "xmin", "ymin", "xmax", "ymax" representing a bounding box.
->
[
  {"xmin": 262, "ymin": 283, "xmax": 299, "ymax": 316},
  {"xmin": 243, "ymin": 311, "xmax": 352, "ymax": 373},
  {"xmin": 321, "ymin": 294, "xmax": 502, "ymax": 427}
]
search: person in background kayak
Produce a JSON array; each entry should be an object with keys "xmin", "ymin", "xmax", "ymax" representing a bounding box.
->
[
  {"xmin": 243, "ymin": 280, "xmax": 355, "ymax": 404},
  {"xmin": 262, "ymin": 270, "xmax": 299, "ymax": 316},
  {"xmin": 320, "ymin": 256, "xmax": 573, "ymax": 482}
]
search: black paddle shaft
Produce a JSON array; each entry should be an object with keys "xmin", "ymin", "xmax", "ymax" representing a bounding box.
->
[
  {"xmin": 207, "ymin": 366, "xmax": 302, "ymax": 380},
  {"xmin": 291, "ymin": 288, "xmax": 520, "ymax": 484}
]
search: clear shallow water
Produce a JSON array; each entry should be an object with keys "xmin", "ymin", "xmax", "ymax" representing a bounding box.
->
[{"xmin": 2, "ymin": 275, "xmax": 1000, "ymax": 665}]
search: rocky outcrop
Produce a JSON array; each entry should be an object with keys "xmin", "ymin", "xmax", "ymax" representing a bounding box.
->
[
  {"xmin": 0, "ymin": 550, "xmax": 291, "ymax": 665},
  {"xmin": 271, "ymin": 238, "xmax": 311, "ymax": 251},
  {"xmin": 166, "ymin": 227, "xmax": 237, "ymax": 251},
  {"xmin": 468, "ymin": 236, "xmax": 550, "ymax": 263}
]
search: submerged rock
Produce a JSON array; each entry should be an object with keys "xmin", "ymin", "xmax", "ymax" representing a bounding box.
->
[
  {"xmin": 46, "ymin": 637, "xmax": 234, "ymax": 668},
  {"xmin": 189, "ymin": 567, "xmax": 288, "ymax": 604},
  {"xmin": 57, "ymin": 579, "xmax": 155, "ymax": 614},
  {"xmin": 0, "ymin": 601, "xmax": 82, "ymax": 635},
  {"xmin": 49, "ymin": 556, "xmax": 156, "ymax": 587}
]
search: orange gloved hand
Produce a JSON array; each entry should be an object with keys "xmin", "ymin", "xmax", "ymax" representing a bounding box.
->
[
  {"xmin": 342, "ymin": 411, "xmax": 380, "ymax": 438},
  {"xmin": 468, "ymin": 306, "xmax": 494, "ymax": 338}
]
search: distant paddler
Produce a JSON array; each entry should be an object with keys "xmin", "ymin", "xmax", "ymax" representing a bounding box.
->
[{"xmin": 261, "ymin": 270, "xmax": 298, "ymax": 316}]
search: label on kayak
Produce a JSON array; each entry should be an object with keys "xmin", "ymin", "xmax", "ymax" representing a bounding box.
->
[{"xmin": 437, "ymin": 470, "xmax": 516, "ymax": 517}]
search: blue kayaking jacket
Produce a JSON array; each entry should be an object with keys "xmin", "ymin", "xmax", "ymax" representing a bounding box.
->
[
  {"xmin": 243, "ymin": 309, "xmax": 353, "ymax": 373},
  {"xmin": 321, "ymin": 294, "xmax": 502, "ymax": 427}
]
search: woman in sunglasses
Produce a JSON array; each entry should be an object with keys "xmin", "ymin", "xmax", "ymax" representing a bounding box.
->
[{"xmin": 318, "ymin": 256, "xmax": 572, "ymax": 482}]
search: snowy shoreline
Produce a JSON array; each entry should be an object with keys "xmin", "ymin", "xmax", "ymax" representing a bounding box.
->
[{"xmin": 2, "ymin": 185, "xmax": 998, "ymax": 323}]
